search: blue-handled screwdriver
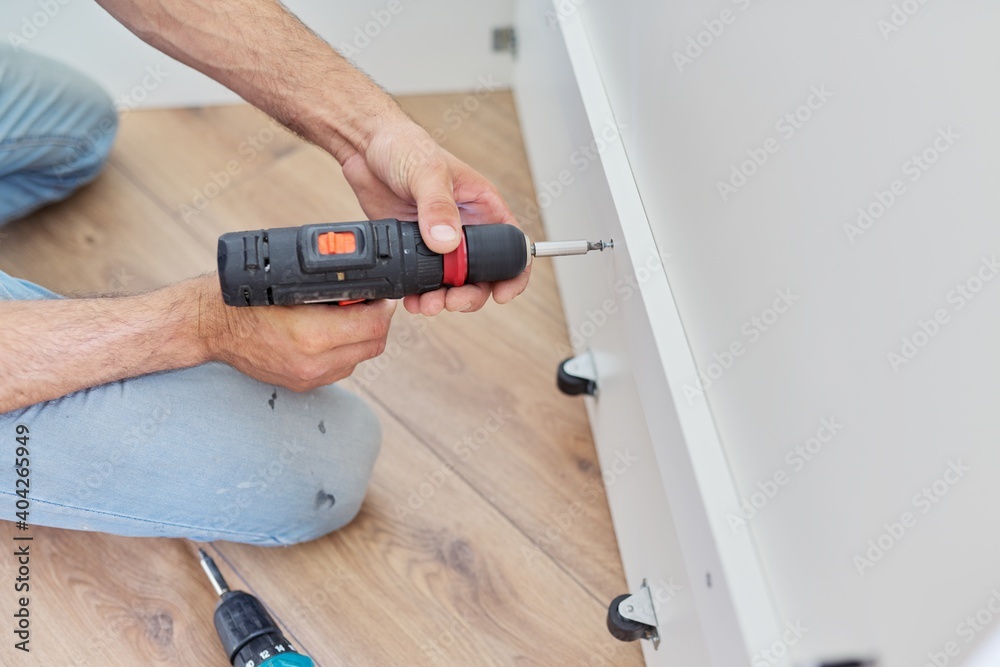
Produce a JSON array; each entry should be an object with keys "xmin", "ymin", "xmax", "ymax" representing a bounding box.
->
[{"xmin": 198, "ymin": 549, "xmax": 315, "ymax": 667}]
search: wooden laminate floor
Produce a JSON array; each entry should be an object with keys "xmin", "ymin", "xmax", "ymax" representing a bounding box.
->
[{"xmin": 0, "ymin": 93, "xmax": 642, "ymax": 667}]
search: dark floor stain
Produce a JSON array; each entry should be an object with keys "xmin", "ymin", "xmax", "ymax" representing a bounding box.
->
[
  {"xmin": 315, "ymin": 489, "xmax": 336, "ymax": 510},
  {"xmin": 268, "ymin": 389, "xmax": 277, "ymax": 410},
  {"xmin": 447, "ymin": 539, "xmax": 477, "ymax": 579},
  {"xmin": 432, "ymin": 537, "xmax": 478, "ymax": 581},
  {"xmin": 136, "ymin": 610, "xmax": 174, "ymax": 647},
  {"xmin": 318, "ymin": 420, "xmax": 326, "ymax": 433}
]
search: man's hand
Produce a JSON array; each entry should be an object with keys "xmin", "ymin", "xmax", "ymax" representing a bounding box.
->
[
  {"xmin": 199, "ymin": 279, "xmax": 395, "ymax": 392},
  {"xmin": 341, "ymin": 121, "xmax": 531, "ymax": 316},
  {"xmin": 0, "ymin": 275, "xmax": 395, "ymax": 413},
  {"xmin": 96, "ymin": 0, "xmax": 531, "ymax": 317}
]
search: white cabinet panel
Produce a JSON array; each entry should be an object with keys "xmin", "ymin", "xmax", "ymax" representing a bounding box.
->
[
  {"xmin": 519, "ymin": 0, "xmax": 1000, "ymax": 665},
  {"xmin": 514, "ymin": 1, "xmax": 782, "ymax": 664}
]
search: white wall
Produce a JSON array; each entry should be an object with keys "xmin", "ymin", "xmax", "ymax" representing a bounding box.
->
[
  {"xmin": 2, "ymin": 0, "xmax": 513, "ymax": 106},
  {"xmin": 573, "ymin": 0, "xmax": 1000, "ymax": 665}
]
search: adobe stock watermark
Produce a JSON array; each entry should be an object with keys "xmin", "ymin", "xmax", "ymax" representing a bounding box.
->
[
  {"xmin": 877, "ymin": 0, "xmax": 933, "ymax": 41},
  {"xmin": 922, "ymin": 588, "xmax": 1000, "ymax": 667},
  {"xmin": 726, "ymin": 416, "xmax": 844, "ymax": 531},
  {"xmin": 394, "ymin": 407, "xmax": 510, "ymax": 520},
  {"xmin": 752, "ymin": 620, "xmax": 809, "ymax": 667},
  {"xmin": 51, "ymin": 62, "xmax": 170, "ymax": 181},
  {"xmin": 105, "ymin": 267, "xmax": 135, "ymax": 293},
  {"xmin": 337, "ymin": 0, "xmax": 414, "ymax": 58},
  {"xmin": 425, "ymin": 75, "xmax": 502, "ymax": 147},
  {"xmin": 74, "ymin": 398, "xmax": 173, "ymax": 504},
  {"xmin": 522, "ymin": 117, "xmax": 627, "ymax": 222},
  {"xmin": 400, "ymin": 74, "xmax": 503, "ymax": 168},
  {"xmin": 843, "ymin": 126, "xmax": 959, "ymax": 243},
  {"xmin": 852, "ymin": 459, "xmax": 969, "ymax": 576},
  {"xmin": 7, "ymin": 0, "xmax": 72, "ymax": 49},
  {"xmin": 683, "ymin": 288, "xmax": 799, "ymax": 403},
  {"xmin": 522, "ymin": 448, "xmax": 638, "ymax": 564},
  {"xmin": 350, "ymin": 316, "xmax": 434, "ymax": 390},
  {"xmin": 179, "ymin": 120, "xmax": 283, "ymax": 223},
  {"xmin": 672, "ymin": 0, "xmax": 763, "ymax": 73},
  {"xmin": 115, "ymin": 64, "xmax": 171, "ymax": 115},
  {"xmin": 420, "ymin": 612, "xmax": 478, "ymax": 663},
  {"xmin": 210, "ymin": 438, "xmax": 309, "ymax": 531},
  {"xmin": 887, "ymin": 254, "xmax": 999, "ymax": 372},
  {"xmin": 558, "ymin": 245, "xmax": 672, "ymax": 357},
  {"xmin": 716, "ymin": 85, "xmax": 834, "ymax": 202},
  {"xmin": 288, "ymin": 567, "xmax": 358, "ymax": 622}
]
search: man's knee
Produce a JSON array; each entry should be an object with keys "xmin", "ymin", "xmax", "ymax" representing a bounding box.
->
[
  {"xmin": 66, "ymin": 104, "xmax": 118, "ymax": 180},
  {"xmin": 47, "ymin": 79, "xmax": 119, "ymax": 188},
  {"xmin": 258, "ymin": 387, "xmax": 383, "ymax": 546},
  {"xmin": 0, "ymin": 47, "xmax": 119, "ymax": 210}
]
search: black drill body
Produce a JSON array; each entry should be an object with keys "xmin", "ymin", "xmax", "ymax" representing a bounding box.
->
[
  {"xmin": 218, "ymin": 219, "xmax": 528, "ymax": 306},
  {"xmin": 214, "ymin": 590, "xmax": 297, "ymax": 667},
  {"xmin": 199, "ymin": 549, "xmax": 315, "ymax": 667}
]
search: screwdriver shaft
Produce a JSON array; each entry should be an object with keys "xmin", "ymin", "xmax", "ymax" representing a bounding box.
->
[
  {"xmin": 198, "ymin": 549, "xmax": 230, "ymax": 597},
  {"xmin": 531, "ymin": 239, "xmax": 613, "ymax": 257}
]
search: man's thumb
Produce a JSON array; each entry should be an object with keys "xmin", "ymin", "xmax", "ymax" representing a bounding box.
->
[{"xmin": 413, "ymin": 171, "xmax": 461, "ymax": 253}]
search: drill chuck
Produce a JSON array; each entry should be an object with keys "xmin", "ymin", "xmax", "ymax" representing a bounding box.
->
[
  {"xmin": 463, "ymin": 222, "xmax": 530, "ymax": 283},
  {"xmin": 199, "ymin": 549, "xmax": 314, "ymax": 667}
]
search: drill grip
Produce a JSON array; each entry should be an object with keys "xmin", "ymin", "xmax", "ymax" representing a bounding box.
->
[
  {"xmin": 218, "ymin": 219, "xmax": 529, "ymax": 306},
  {"xmin": 215, "ymin": 591, "xmax": 312, "ymax": 667}
]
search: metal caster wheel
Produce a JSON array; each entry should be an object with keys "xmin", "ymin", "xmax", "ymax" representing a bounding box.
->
[
  {"xmin": 557, "ymin": 352, "xmax": 598, "ymax": 397},
  {"xmin": 606, "ymin": 580, "xmax": 660, "ymax": 649}
]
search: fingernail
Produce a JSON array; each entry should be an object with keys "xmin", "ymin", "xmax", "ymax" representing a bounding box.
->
[{"xmin": 430, "ymin": 225, "xmax": 457, "ymax": 242}]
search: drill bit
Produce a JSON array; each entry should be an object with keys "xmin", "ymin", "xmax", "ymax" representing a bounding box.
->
[
  {"xmin": 198, "ymin": 548, "xmax": 230, "ymax": 597},
  {"xmin": 531, "ymin": 238, "xmax": 614, "ymax": 257}
]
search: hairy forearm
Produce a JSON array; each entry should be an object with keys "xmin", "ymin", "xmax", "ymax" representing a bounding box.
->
[
  {"xmin": 0, "ymin": 277, "xmax": 216, "ymax": 413},
  {"xmin": 96, "ymin": 0, "xmax": 407, "ymax": 162}
]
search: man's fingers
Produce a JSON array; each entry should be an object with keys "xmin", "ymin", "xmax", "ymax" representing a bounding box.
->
[
  {"xmin": 285, "ymin": 299, "xmax": 396, "ymax": 350},
  {"xmin": 411, "ymin": 164, "xmax": 461, "ymax": 254},
  {"xmin": 284, "ymin": 338, "xmax": 389, "ymax": 391},
  {"xmin": 331, "ymin": 337, "xmax": 389, "ymax": 369},
  {"xmin": 342, "ymin": 157, "xmax": 413, "ymax": 221},
  {"xmin": 491, "ymin": 263, "xmax": 531, "ymax": 305},
  {"xmin": 445, "ymin": 283, "xmax": 490, "ymax": 313},
  {"xmin": 418, "ymin": 288, "xmax": 448, "ymax": 317},
  {"xmin": 402, "ymin": 294, "xmax": 422, "ymax": 314}
]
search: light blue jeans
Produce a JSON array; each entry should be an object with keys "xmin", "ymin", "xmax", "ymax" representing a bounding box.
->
[{"xmin": 0, "ymin": 48, "xmax": 381, "ymax": 545}]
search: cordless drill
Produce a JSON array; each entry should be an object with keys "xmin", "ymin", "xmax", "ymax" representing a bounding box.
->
[
  {"xmin": 199, "ymin": 549, "xmax": 315, "ymax": 667},
  {"xmin": 217, "ymin": 218, "xmax": 611, "ymax": 306}
]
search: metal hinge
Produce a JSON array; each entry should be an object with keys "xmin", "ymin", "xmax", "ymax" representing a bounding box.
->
[{"xmin": 492, "ymin": 26, "xmax": 517, "ymax": 56}]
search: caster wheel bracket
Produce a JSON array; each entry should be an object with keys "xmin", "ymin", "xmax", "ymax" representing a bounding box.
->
[{"xmin": 607, "ymin": 579, "xmax": 660, "ymax": 649}]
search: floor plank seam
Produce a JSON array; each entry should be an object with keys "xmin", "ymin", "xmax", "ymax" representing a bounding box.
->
[
  {"xmin": 209, "ymin": 542, "xmax": 321, "ymax": 664},
  {"xmin": 358, "ymin": 385, "xmax": 613, "ymax": 612}
]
